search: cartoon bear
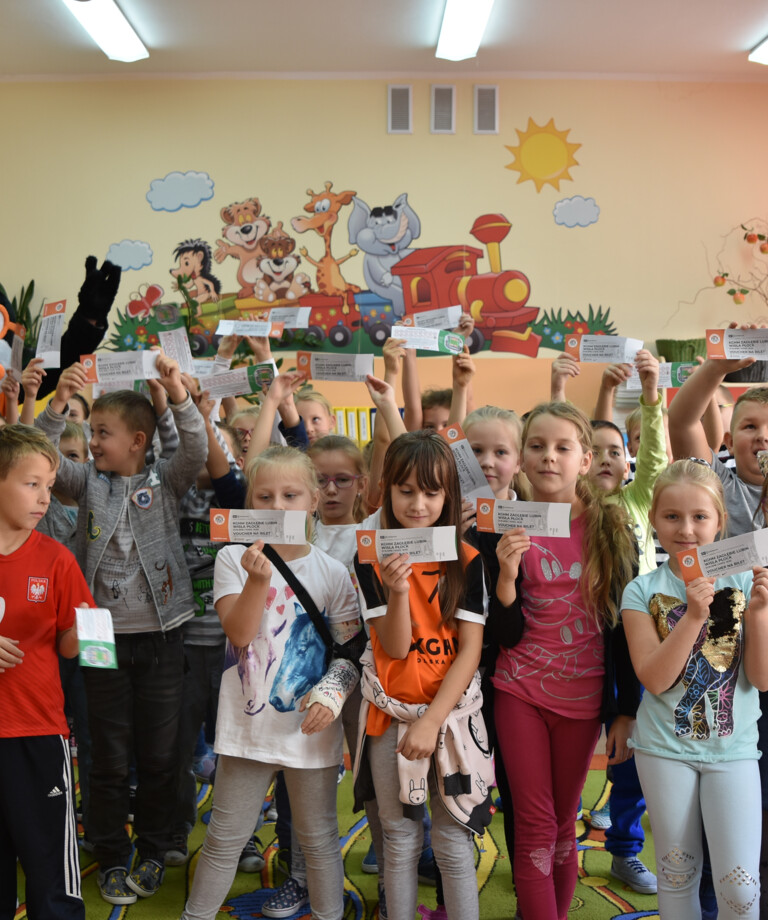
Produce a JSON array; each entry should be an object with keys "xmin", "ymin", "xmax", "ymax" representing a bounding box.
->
[
  {"xmin": 254, "ymin": 222, "xmax": 312, "ymax": 302},
  {"xmin": 214, "ymin": 198, "xmax": 270, "ymax": 298}
]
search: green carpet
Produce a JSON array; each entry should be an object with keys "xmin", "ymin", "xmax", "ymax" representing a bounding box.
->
[{"xmin": 15, "ymin": 762, "xmax": 659, "ymax": 919}]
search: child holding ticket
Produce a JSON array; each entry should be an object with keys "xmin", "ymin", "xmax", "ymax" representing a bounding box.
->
[
  {"xmin": 490, "ymin": 402, "xmax": 639, "ymax": 920},
  {"xmin": 353, "ymin": 430, "xmax": 493, "ymax": 920},
  {"xmin": 182, "ymin": 445, "xmax": 361, "ymax": 920},
  {"xmin": 621, "ymin": 459, "xmax": 768, "ymax": 919}
]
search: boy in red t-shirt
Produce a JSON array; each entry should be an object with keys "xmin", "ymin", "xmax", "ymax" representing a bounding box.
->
[{"xmin": 0, "ymin": 424, "xmax": 94, "ymax": 920}]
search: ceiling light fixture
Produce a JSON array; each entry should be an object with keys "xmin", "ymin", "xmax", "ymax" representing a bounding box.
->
[
  {"xmin": 61, "ymin": 0, "xmax": 149, "ymax": 63},
  {"xmin": 749, "ymin": 35, "xmax": 768, "ymax": 65},
  {"xmin": 436, "ymin": 0, "xmax": 495, "ymax": 62}
]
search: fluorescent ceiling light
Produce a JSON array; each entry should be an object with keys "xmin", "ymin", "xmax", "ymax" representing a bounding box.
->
[
  {"xmin": 61, "ymin": 0, "xmax": 148, "ymax": 62},
  {"xmin": 749, "ymin": 35, "xmax": 768, "ymax": 65},
  {"xmin": 436, "ymin": 0, "xmax": 495, "ymax": 62}
]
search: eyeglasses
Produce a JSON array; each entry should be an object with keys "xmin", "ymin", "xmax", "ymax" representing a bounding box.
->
[
  {"xmin": 317, "ymin": 474, "xmax": 362, "ymax": 490},
  {"xmin": 233, "ymin": 427, "xmax": 253, "ymax": 441},
  {"xmin": 686, "ymin": 457, "xmax": 711, "ymax": 468}
]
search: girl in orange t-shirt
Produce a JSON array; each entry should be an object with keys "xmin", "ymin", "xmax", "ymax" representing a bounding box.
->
[{"xmin": 354, "ymin": 431, "xmax": 489, "ymax": 920}]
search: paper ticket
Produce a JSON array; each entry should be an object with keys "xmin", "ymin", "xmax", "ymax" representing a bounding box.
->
[
  {"xmin": 440, "ymin": 425, "xmax": 494, "ymax": 501},
  {"xmin": 564, "ymin": 334, "xmax": 643, "ymax": 363},
  {"xmin": 216, "ymin": 319, "xmax": 285, "ymax": 338},
  {"xmin": 210, "ymin": 509, "xmax": 307, "ymax": 544},
  {"xmin": 81, "ymin": 351, "xmax": 161, "ymax": 384},
  {"xmin": 9, "ymin": 325, "xmax": 25, "ymax": 382},
  {"xmin": 706, "ymin": 328, "xmax": 768, "ymax": 360},
  {"xmin": 35, "ymin": 299, "xmax": 67, "ymax": 367},
  {"xmin": 476, "ymin": 498, "xmax": 571, "ymax": 537},
  {"xmin": 76, "ymin": 607, "xmax": 117, "ymax": 670},
  {"xmin": 625, "ymin": 361, "xmax": 696, "ymax": 390},
  {"xmin": 356, "ymin": 526, "xmax": 458, "ymax": 564},
  {"xmin": 250, "ymin": 306, "xmax": 312, "ymax": 329},
  {"xmin": 157, "ymin": 323, "xmax": 194, "ymax": 375},
  {"xmin": 391, "ymin": 325, "xmax": 464, "ymax": 354},
  {"xmin": 196, "ymin": 364, "xmax": 272, "ymax": 398},
  {"xmin": 676, "ymin": 528, "xmax": 768, "ymax": 584},
  {"xmin": 401, "ymin": 305, "xmax": 462, "ymax": 330},
  {"xmin": 296, "ymin": 352, "xmax": 374, "ymax": 382}
]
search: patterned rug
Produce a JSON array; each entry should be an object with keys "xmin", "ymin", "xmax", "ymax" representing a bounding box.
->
[{"xmin": 15, "ymin": 755, "xmax": 660, "ymax": 919}]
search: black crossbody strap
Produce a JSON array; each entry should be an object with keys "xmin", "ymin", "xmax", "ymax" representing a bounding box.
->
[{"xmin": 261, "ymin": 544, "xmax": 334, "ymax": 651}]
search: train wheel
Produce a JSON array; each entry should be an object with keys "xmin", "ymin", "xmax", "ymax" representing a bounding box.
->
[
  {"xmin": 329, "ymin": 325, "xmax": 352, "ymax": 348},
  {"xmin": 189, "ymin": 334, "xmax": 210, "ymax": 357},
  {"xmin": 465, "ymin": 328, "xmax": 486, "ymax": 354},
  {"xmin": 304, "ymin": 325, "xmax": 326, "ymax": 347},
  {"xmin": 210, "ymin": 334, "xmax": 222, "ymax": 352},
  {"xmin": 368, "ymin": 322, "xmax": 392, "ymax": 348},
  {"xmin": 279, "ymin": 329, "xmax": 295, "ymax": 347}
]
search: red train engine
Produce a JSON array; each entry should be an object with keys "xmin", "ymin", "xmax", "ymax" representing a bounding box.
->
[{"xmin": 392, "ymin": 213, "xmax": 540, "ymax": 354}]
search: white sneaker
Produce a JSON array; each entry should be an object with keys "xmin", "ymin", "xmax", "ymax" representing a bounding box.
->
[
  {"xmin": 611, "ymin": 855, "xmax": 657, "ymax": 894},
  {"xmin": 589, "ymin": 799, "xmax": 612, "ymax": 830}
]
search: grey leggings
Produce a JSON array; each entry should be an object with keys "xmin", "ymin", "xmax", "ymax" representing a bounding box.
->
[
  {"xmin": 369, "ymin": 722, "xmax": 479, "ymax": 920},
  {"xmin": 182, "ymin": 755, "xmax": 343, "ymax": 920},
  {"xmin": 635, "ymin": 751, "xmax": 761, "ymax": 919}
]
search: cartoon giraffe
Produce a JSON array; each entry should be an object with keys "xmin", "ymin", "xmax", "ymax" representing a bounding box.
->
[{"xmin": 291, "ymin": 182, "xmax": 361, "ymax": 298}]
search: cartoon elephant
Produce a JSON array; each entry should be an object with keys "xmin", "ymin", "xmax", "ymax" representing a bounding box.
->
[{"xmin": 348, "ymin": 193, "xmax": 421, "ymax": 317}]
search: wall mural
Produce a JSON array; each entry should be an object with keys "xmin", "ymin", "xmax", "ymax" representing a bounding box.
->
[{"xmin": 105, "ymin": 140, "xmax": 615, "ymax": 360}]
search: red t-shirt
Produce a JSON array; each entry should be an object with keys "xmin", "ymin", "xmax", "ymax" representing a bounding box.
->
[
  {"xmin": 356, "ymin": 545, "xmax": 486, "ymax": 736},
  {"xmin": 0, "ymin": 530, "xmax": 94, "ymax": 738}
]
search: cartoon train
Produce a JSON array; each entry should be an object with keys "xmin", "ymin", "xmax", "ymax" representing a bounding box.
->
[{"xmin": 168, "ymin": 213, "xmax": 540, "ymax": 356}]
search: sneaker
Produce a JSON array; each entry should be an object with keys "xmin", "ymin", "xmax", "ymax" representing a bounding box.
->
[
  {"xmin": 362, "ymin": 842, "xmax": 379, "ymax": 874},
  {"xmin": 98, "ymin": 866, "xmax": 137, "ymax": 905},
  {"xmin": 265, "ymin": 801, "xmax": 278, "ymax": 822},
  {"xmin": 193, "ymin": 754, "xmax": 217, "ymax": 783},
  {"xmin": 165, "ymin": 833, "xmax": 190, "ymax": 866},
  {"xmin": 589, "ymin": 799, "xmax": 612, "ymax": 830},
  {"xmin": 611, "ymin": 855, "xmax": 658, "ymax": 895},
  {"xmin": 417, "ymin": 846, "xmax": 437, "ymax": 886},
  {"xmin": 238, "ymin": 836, "xmax": 266, "ymax": 873},
  {"xmin": 126, "ymin": 858, "xmax": 165, "ymax": 898},
  {"xmin": 261, "ymin": 876, "xmax": 310, "ymax": 918}
]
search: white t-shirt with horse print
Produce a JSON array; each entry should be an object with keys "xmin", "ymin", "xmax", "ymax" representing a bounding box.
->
[{"xmin": 213, "ymin": 543, "xmax": 359, "ymax": 768}]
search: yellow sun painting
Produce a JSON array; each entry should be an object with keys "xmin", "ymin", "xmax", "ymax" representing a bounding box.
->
[{"xmin": 505, "ymin": 117, "xmax": 581, "ymax": 192}]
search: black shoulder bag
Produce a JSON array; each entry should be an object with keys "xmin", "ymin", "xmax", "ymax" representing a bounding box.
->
[{"xmin": 261, "ymin": 543, "xmax": 367, "ymax": 673}]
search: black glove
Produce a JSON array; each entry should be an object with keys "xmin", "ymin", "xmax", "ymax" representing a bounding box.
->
[{"xmin": 76, "ymin": 256, "xmax": 121, "ymax": 325}]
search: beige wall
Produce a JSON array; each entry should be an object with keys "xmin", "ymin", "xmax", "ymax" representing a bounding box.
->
[{"xmin": 3, "ymin": 75, "xmax": 768, "ymax": 413}]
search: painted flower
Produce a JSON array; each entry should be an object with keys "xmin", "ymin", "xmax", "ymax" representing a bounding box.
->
[
  {"xmin": 564, "ymin": 321, "xmax": 574, "ymax": 329},
  {"xmin": 148, "ymin": 334, "xmax": 159, "ymax": 345},
  {"xmin": 122, "ymin": 334, "xmax": 134, "ymax": 347},
  {"xmin": 543, "ymin": 325, "xmax": 551, "ymax": 336},
  {"xmin": 552, "ymin": 332, "xmax": 564, "ymax": 344},
  {"xmin": 574, "ymin": 323, "xmax": 589, "ymax": 334},
  {"xmin": 135, "ymin": 325, "xmax": 147, "ymax": 336}
]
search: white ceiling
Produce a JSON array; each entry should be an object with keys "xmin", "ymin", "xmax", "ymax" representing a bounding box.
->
[{"xmin": 4, "ymin": 0, "xmax": 768, "ymax": 81}]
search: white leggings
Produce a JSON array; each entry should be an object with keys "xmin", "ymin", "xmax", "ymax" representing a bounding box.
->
[
  {"xmin": 369, "ymin": 722, "xmax": 478, "ymax": 920},
  {"xmin": 635, "ymin": 752, "xmax": 761, "ymax": 920},
  {"xmin": 182, "ymin": 755, "xmax": 343, "ymax": 920}
]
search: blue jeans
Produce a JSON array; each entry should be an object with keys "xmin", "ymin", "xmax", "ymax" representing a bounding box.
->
[
  {"xmin": 83, "ymin": 628, "xmax": 184, "ymax": 866},
  {"xmin": 604, "ymin": 754, "xmax": 646, "ymax": 857}
]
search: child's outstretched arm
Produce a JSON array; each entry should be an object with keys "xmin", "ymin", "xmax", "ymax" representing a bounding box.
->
[
  {"xmin": 622, "ymin": 351, "xmax": 667, "ymax": 508},
  {"xmin": 249, "ymin": 372, "xmax": 306, "ymax": 457},
  {"xmin": 447, "ymin": 347, "xmax": 475, "ymax": 425},
  {"xmin": 669, "ymin": 326, "xmax": 757, "ymax": 459},
  {"xmin": 216, "ymin": 540, "xmax": 272, "ymax": 646},
  {"xmin": 744, "ymin": 566, "xmax": 768, "ymax": 691},
  {"xmin": 154, "ymin": 353, "xmax": 208, "ymax": 495},
  {"xmin": 34, "ymin": 362, "xmax": 90, "ymax": 500},
  {"xmin": 593, "ymin": 362, "xmax": 632, "ymax": 421},
  {"xmin": 365, "ymin": 375, "xmax": 406, "ymax": 441},
  {"xmin": 19, "ymin": 357, "xmax": 47, "ymax": 425},
  {"xmin": 401, "ymin": 347, "xmax": 423, "ymax": 432},
  {"xmin": 622, "ymin": 575, "xmax": 716, "ymax": 694},
  {"xmin": 550, "ymin": 353, "xmax": 580, "ymax": 402},
  {"xmin": 1, "ymin": 371, "xmax": 20, "ymax": 424}
]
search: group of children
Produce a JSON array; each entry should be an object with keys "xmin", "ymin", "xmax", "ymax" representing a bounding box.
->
[{"xmin": 2, "ymin": 315, "xmax": 768, "ymax": 920}]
